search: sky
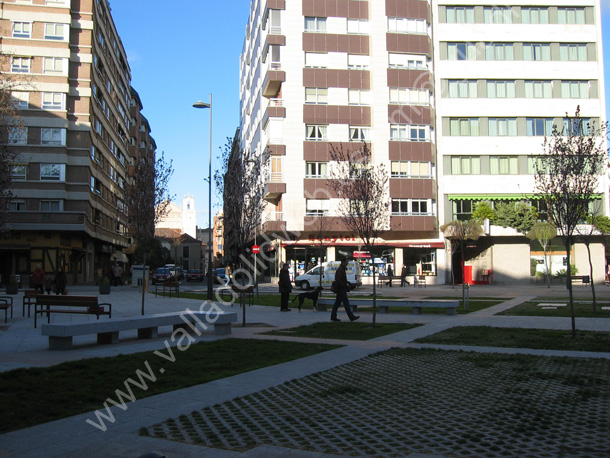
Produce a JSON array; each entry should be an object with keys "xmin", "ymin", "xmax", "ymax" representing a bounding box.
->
[{"xmin": 111, "ymin": 0, "xmax": 610, "ymax": 230}]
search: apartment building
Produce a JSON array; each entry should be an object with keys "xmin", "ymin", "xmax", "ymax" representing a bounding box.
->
[
  {"xmin": 239, "ymin": 0, "xmax": 608, "ymax": 284},
  {"xmin": 0, "ymin": 0, "xmax": 154, "ymax": 285}
]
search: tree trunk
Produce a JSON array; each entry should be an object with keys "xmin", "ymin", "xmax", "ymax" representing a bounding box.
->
[
  {"xmin": 371, "ymin": 260, "xmax": 377, "ymax": 327},
  {"xmin": 585, "ymin": 242, "xmax": 596, "ymax": 312},
  {"xmin": 565, "ymin": 239, "xmax": 576, "ymax": 337}
]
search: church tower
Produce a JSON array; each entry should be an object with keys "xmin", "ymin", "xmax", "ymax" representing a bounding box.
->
[{"xmin": 182, "ymin": 195, "xmax": 197, "ymax": 239}]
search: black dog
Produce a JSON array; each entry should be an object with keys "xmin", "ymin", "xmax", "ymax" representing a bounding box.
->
[{"xmin": 290, "ymin": 286, "xmax": 323, "ymax": 312}]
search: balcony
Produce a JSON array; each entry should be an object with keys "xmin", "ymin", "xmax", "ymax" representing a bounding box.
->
[
  {"xmin": 264, "ymin": 170, "xmax": 286, "ymax": 202},
  {"xmin": 263, "ymin": 98, "xmax": 286, "ymax": 126},
  {"xmin": 261, "ymin": 211, "xmax": 286, "ymax": 234},
  {"xmin": 262, "ymin": 62, "xmax": 285, "ymax": 98}
]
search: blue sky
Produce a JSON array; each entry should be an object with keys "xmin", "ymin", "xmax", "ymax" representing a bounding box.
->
[{"xmin": 111, "ymin": 1, "xmax": 610, "ymax": 229}]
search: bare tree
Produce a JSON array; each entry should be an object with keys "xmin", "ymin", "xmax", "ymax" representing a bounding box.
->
[
  {"xmin": 527, "ymin": 221, "xmax": 557, "ymax": 288},
  {"xmin": 534, "ymin": 107, "xmax": 608, "ymax": 336},
  {"xmin": 328, "ymin": 142, "xmax": 390, "ymax": 326},
  {"xmin": 308, "ymin": 215, "xmax": 334, "ymax": 293},
  {"xmin": 125, "ymin": 151, "xmax": 174, "ymax": 315},
  {"xmin": 441, "ymin": 219, "xmax": 484, "ymax": 306},
  {"xmin": 0, "ymin": 53, "xmax": 31, "ymax": 234},
  {"xmin": 217, "ymin": 134, "xmax": 268, "ymax": 325},
  {"xmin": 576, "ymin": 212, "xmax": 610, "ymax": 311}
]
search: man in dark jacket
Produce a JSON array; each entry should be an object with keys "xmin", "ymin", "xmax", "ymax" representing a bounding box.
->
[
  {"xmin": 331, "ymin": 258, "xmax": 359, "ymax": 322},
  {"xmin": 278, "ymin": 262, "xmax": 292, "ymax": 311}
]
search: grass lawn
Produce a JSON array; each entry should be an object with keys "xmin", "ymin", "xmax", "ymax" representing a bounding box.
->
[
  {"xmin": 177, "ymin": 291, "xmax": 507, "ymax": 315},
  {"xmin": 0, "ymin": 339, "xmax": 338, "ymax": 434},
  {"xmin": 263, "ymin": 322, "xmax": 421, "ymax": 340},
  {"xmin": 415, "ymin": 326, "xmax": 610, "ymax": 352},
  {"xmin": 499, "ymin": 299, "xmax": 610, "ymax": 318}
]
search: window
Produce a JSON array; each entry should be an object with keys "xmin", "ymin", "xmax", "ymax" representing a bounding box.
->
[
  {"xmin": 8, "ymin": 127, "xmax": 27, "ymax": 144},
  {"xmin": 391, "ymin": 161, "xmax": 431, "ymax": 178},
  {"xmin": 451, "ymin": 157, "xmax": 481, "ymax": 175},
  {"xmin": 43, "ymin": 57, "xmax": 67, "ymax": 74},
  {"xmin": 348, "ymin": 89, "xmax": 371, "ymax": 105},
  {"xmin": 390, "ymin": 87, "xmax": 430, "ymax": 104},
  {"xmin": 305, "ymin": 52, "xmax": 328, "ymax": 68},
  {"xmin": 41, "ymin": 128, "xmax": 65, "ymax": 145},
  {"xmin": 44, "ymin": 23, "xmax": 67, "ymax": 40},
  {"xmin": 305, "ymin": 88, "xmax": 328, "ymax": 104},
  {"xmin": 348, "ymin": 19, "xmax": 369, "ymax": 34},
  {"xmin": 9, "ymin": 200, "xmax": 26, "ymax": 211},
  {"xmin": 11, "ymin": 57, "xmax": 31, "ymax": 73},
  {"xmin": 447, "ymin": 43, "xmax": 476, "ymax": 60},
  {"xmin": 558, "ymin": 8, "xmax": 585, "ymax": 25},
  {"xmin": 390, "ymin": 124, "xmax": 429, "ymax": 142},
  {"xmin": 46, "ymin": 0, "xmax": 69, "ymax": 4},
  {"xmin": 448, "ymin": 80, "xmax": 477, "ymax": 98},
  {"xmin": 40, "ymin": 164, "xmax": 64, "ymax": 181},
  {"xmin": 449, "ymin": 118, "xmax": 479, "ymax": 136},
  {"xmin": 490, "ymin": 156, "xmax": 518, "ymax": 174},
  {"xmin": 389, "ymin": 53, "xmax": 425, "ymax": 69},
  {"xmin": 12, "ymin": 22, "xmax": 31, "ymax": 38},
  {"xmin": 487, "ymin": 80, "xmax": 516, "ymax": 98},
  {"xmin": 94, "ymin": 118, "xmax": 102, "ymax": 135},
  {"xmin": 304, "ymin": 17, "xmax": 326, "ymax": 33},
  {"xmin": 306, "ymin": 199, "xmax": 329, "ymax": 216},
  {"xmin": 485, "ymin": 43, "xmax": 514, "ymax": 61},
  {"xmin": 42, "ymin": 93, "xmax": 65, "ymax": 110},
  {"xmin": 11, "ymin": 92, "xmax": 29, "ymax": 109},
  {"xmin": 484, "ymin": 7, "xmax": 512, "ymax": 24},
  {"xmin": 525, "ymin": 81, "xmax": 553, "ymax": 98},
  {"xmin": 349, "ymin": 126, "xmax": 371, "ymax": 141},
  {"xmin": 445, "ymin": 6, "xmax": 475, "ymax": 23},
  {"xmin": 11, "ymin": 164, "xmax": 27, "ymax": 180},
  {"xmin": 388, "ymin": 17, "xmax": 427, "ymax": 34},
  {"xmin": 523, "ymin": 43, "xmax": 551, "ymax": 61},
  {"xmin": 391, "ymin": 199, "xmax": 430, "ymax": 216},
  {"xmin": 561, "ymin": 81, "xmax": 590, "ymax": 99},
  {"xmin": 40, "ymin": 200, "xmax": 61, "ymax": 212},
  {"xmin": 521, "ymin": 7, "xmax": 549, "ymax": 24},
  {"xmin": 306, "ymin": 162, "xmax": 327, "ymax": 178},
  {"xmin": 266, "ymin": 9, "xmax": 281, "ymax": 33},
  {"xmin": 97, "ymin": 31, "xmax": 105, "ymax": 48},
  {"xmin": 453, "ymin": 200, "xmax": 474, "ymax": 220},
  {"xmin": 348, "ymin": 54, "xmax": 369, "ymax": 69},
  {"xmin": 269, "ymin": 156, "xmax": 282, "ymax": 182},
  {"xmin": 526, "ymin": 118, "xmax": 554, "ymax": 136},
  {"xmin": 528, "ymin": 156, "xmax": 544, "ymax": 174},
  {"xmin": 488, "ymin": 118, "xmax": 517, "ymax": 136},
  {"xmin": 306, "ymin": 125, "xmax": 327, "ymax": 141},
  {"xmin": 560, "ymin": 44, "xmax": 587, "ymax": 62},
  {"xmin": 563, "ymin": 118, "xmax": 591, "ymax": 136}
]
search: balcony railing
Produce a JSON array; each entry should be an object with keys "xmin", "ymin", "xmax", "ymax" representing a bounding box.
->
[
  {"xmin": 269, "ymin": 171, "xmax": 283, "ymax": 183},
  {"xmin": 264, "ymin": 212, "xmax": 284, "ymax": 222},
  {"xmin": 269, "ymin": 98, "xmax": 283, "ymax": 107}
]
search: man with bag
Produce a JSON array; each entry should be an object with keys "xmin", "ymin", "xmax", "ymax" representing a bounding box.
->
[{"xmin": 330, "ymin": 257, "xmax": 359, "ymax": 322}]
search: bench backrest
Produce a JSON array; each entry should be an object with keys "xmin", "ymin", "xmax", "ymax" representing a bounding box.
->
[
  {"xmin": 36, "ymin": 295, "xmax": 99, "ymax": 307},
  {"xmin": 24, "ymin": 289, "xmax": 38, "ymax": 298}
]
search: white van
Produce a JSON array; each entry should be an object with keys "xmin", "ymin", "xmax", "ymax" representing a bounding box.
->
[{"xmin": 294, "ymin": 261, "xmax": 362, "ymax": 291}]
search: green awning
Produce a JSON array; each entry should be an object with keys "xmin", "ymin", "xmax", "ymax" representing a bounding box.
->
[{"xmin": 448, "ymin": 194, "xmax": 603, "ymax": 201}]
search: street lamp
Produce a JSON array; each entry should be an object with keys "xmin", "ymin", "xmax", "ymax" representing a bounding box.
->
[{"xmin": 193, "ymin": 95, "xmax": 214, "ymax": 301}]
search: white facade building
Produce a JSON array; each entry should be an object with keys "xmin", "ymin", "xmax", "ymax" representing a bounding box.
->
[{"xmin": 238, "ymin": 0, "xmax": 608, "ymax": 284}]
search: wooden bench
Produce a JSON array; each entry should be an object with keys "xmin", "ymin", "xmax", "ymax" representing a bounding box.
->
[
  {"xmin": 218, "ymin": 284, "xmax": 254, "ymax": 307},
  {"xmin": 40, "ymin": 311, "xmax": 238, "ymax": 350},
  {"xmin": 317, "ymin": 298, "xmax": 459, "ymax": 315},
  {"xmin": 155, "ymin": 281, "xmax": 180, "ymax": 298},
  {"xmin": 377, "ymin": 276, "xmax": 407, "ymax": 287},
  {"xmin": 34, "ymin": 295, "xmax": 111, "ymax": 328},
  {"xmin": 0, "ymin": 296, "xmax": 13, "ymax": 323},
  {"xmin": 414, "ymin": 275, "xmax": 427, "ymax": 288},
  {"xmin": 22, "ymin": 289, "xmax": 38, "ymax": 317},
  {"xmin": 570, "ymin": 275, "xmax": 590, "ymax": 286}
]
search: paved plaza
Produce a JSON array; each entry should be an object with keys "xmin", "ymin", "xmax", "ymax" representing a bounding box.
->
[{"xmin": 0, "ymin": 282, "xmax": 609, "ymax": 457}]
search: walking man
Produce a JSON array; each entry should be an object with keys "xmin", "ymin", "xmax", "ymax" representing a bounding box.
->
[
  {"xmin": 331, "ymin": 258, "xmax": 359, "ymax": 322},
  {"xmin": 400, "ymin": 265, "xmax": 409, "ymax": 286},
  {"xmin": 32, "ymin": 264, "xmax": 45, "ymax": 293},
  {"xmin": 386, "ymin": 264, "xmax": 393, "ymax": 287}
]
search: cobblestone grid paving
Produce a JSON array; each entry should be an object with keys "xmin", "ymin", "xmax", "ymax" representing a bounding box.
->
[{"xmin": 143, "ymin": 349, "xmax": 610, "ymax": 458}]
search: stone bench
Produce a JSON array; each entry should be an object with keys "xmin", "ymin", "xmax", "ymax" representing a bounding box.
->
[
  {"xmin": 317, "ymin": 298, "xmax": 459, "ymax": 315},
  {"xmin": 40, "ymin": 310, "xmax": 237, "ymax": 350}
]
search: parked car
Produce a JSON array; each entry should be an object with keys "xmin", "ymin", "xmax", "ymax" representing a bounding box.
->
[
  {"xmin": 211, "ymin": 268, "xmax": 229, "ymax": 285},
  {"xmin": 187, "ymin": 269, "xmax": 204, "ymax": 282},
  {"xmin": 164, "ymin": 264, "xmax": 184, "ymax": 281},
  {"xmin": 152, "ymin": 267, "xmax": 173, "ymax": 285},
  {"xmin": 294, "ymin": 261, "xmax": 362, "ymax": 291}
]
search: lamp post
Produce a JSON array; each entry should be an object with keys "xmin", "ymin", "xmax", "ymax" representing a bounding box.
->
[{"xmin": 193, "ymin": 95, "xmax": 214, "ymax": 301}]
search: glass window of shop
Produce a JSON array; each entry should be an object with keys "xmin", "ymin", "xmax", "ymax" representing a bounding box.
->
[
  {"xmin": 402, "ymin": 248, "xmax": 437, "ymax": 276},
  {"xmin": 285, "ymin": 246, "xmax": 327, "ymax": 281},
  {"xmin": 339, "ymin": 247, "xmax": 395, "ymax": 277}
]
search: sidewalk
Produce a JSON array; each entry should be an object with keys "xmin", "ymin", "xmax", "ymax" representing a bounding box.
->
[{"xmin": 0, "ymin": 282, "xmax": 609, "ymax": 457}]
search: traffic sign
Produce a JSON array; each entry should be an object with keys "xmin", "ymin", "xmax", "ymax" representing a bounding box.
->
[{"xmin": 252, "ymin": 245, "xmax": 260, "ymax": 254}]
